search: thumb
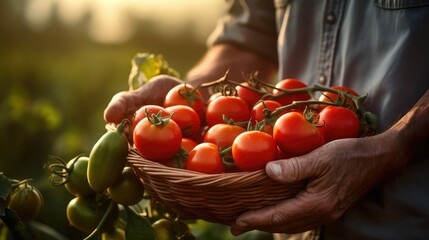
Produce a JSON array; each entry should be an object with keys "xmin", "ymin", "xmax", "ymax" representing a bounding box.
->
[
  {"xmin": 104, "ymin": 75, "xmax": 182, "ymax": 124},
  {"xmin": 104, "ymin": 91, "xmax": 133, "ymax": 124},
  {"xmin": 266, "ymin": 157, "xmax": 314, "ymax": 184}
]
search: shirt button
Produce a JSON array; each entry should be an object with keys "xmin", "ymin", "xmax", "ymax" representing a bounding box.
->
[
  {"xmin": 319, "ymin": 75, "xmax": 327, "ymax": 85},
  {"xmin": 326, "ymin": 14, "xmax": 336, "ymax": 24}
]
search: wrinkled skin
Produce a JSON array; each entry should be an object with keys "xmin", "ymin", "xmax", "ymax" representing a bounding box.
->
[
  {"xmin": 231, "ymin": 131, "xmax": 407, "ymax": 234},
  {"xmin": 230, "ymin": 89, "xmax": 429, "ymax": 235}
]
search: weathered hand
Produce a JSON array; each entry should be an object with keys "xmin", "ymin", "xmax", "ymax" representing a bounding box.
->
[
  {"xmin": 231, "ymin": 131, "xmax": 407, "ymax": 235},
  {"xmin": 103, "ymin": 75, "xmax": 182, "ymax": 124}
]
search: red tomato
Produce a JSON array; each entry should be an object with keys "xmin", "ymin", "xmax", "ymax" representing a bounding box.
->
[
  {"xmin": 165, "ymin": 138, "xmax": 198, "ymax": 169},
  {"xmin": 205, "ymin": 96, "xmax": 250, "ymax": 127},
  {"xmin": 273, "ymin": 112, "xmax": 325, "ymax": 155},
  {"xmin": 165, "ymin": 105, "xmax": 201, "ymax": 139},
  {"xmin": 272, "ymin": 79, "xmax": 311, "ymax": 106},
  {"xmin": 204, "ymin": 124, "xmax": 246, "ymax": 149},
  {"xmin": 181, "ymin": 138, "xmax": 198, "ymax": 154},
  {"xmin": 317, "ymin": 106, "xmax": 360, "ymax": 142},
  {"xmin": 236, "ymin": 82, "xmax": 261, "ymax": 110},
  {"xmin": 318, "ymin": 86, "xmax": 359, "ymax": 110},
  {"xmin": 232, "ymin": 131, "xmax": 277, "ymax": 171},
  {"xmin": 208, "ymin": 92, "xmax": 222, "ymax": 105},
  {"xmin": 251, "ymin": 100, "xmax": 283, "ymax": 123},
  {"xmin": 250, "ymin": 100, "xmax": 286, "ymax": 134},
  {"xmin": 133, "ymin": 116, "xmax": 182, "ymax": 162},
  {"xmin": 186, "ymin": 143, "xmax": 225, "ymax": 174},
  {"xmin": 163, "ymin": 83, "xmax": 205, "ymax": 121},
  {"xmin": 132, "ymin": 105, "xmax": 170, "ymax": 130}
]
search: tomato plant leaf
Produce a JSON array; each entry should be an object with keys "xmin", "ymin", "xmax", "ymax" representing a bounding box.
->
[
  {"xmin": 0, "ymin": 174, "xmax": 11, "ymax": 200},
  {"xmin": 128, "ymin": 52, "xmax": 180, "ymax": 91},
  {"xmin": 125, "ymin": 206, "xmax": 155, "ymax": 240},
  {"xmin": 0, "ymin": 174, "xmax": 12, "ymax": 216},
  {"xmin": 0, "ymin": 208, "xmax": 33, "ymax": 240}
]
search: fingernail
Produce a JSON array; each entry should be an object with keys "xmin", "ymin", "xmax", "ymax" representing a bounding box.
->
[{"xmin": 268, "ymin": 162, "xmax": 281, "ymax": 177}]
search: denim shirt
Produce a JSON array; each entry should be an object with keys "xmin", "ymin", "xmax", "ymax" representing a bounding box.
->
[{"xmin": 208, "ymin": 0, "xmax": 429, "ymax": 239}]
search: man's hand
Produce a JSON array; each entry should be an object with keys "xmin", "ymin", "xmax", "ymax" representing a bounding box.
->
[
  {"xmin": 230, "ymin": 90, "xmax": 428, "ymax": 235},
  {"xmin": 230, "ymin": 130, "xmax": 408, "ymax": 235},
  {"xmin": 103, "ymin": 75, "xmax": 182, "ymax": 124}
]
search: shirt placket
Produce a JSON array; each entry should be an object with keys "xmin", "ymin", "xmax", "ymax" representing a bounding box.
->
[{"xmin": 318, "ymin": 0, "xmax": 344, "ymax": 86}]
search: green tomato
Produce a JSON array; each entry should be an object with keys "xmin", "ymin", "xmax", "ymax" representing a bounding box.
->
[
  {"xmin": 102, "ymin": 228, "xmax": 125, "ymax": 240},
  {"xmin": 65, "ymin": 156, "xmax": 96, "ymax": 197},
  {"xmin": 8, "ymin": 183, "xmax": 43, "ymax": 222},
  {"xmin": 107, "ymin": 167, "xmax": 145, "ymax": 206},
  {"xmin": 88, "ymin": 120, "xmax": 129, "ymax": 192},
  {"xmin": 66, "ymin": 196, "xmax": 119, "ymax": 234}
]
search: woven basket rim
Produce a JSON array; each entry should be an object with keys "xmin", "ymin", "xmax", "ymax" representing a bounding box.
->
[
  {"xmin": 127, "ymin": 148, "xmax": 271, "ymax": 184},
  {"xmin": 127, "ymin": 148, "xmax": 304, "ymax": 225}
]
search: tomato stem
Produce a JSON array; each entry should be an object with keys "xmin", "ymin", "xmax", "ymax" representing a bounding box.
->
[
  {"xmin": 145, "ymin": 108, "xmax": 174, "ymax": 126},
  {"xmin": 11, "ymin": 178, "xmax": 33, "ymax": 188},
  {"xmin": 177, "ymin": 82, "xmax": 202, "ymax": 107},
  {"xmin": 116, "ymin": 118, "xmax": 131, "ymax": 134},
  {"xmin": 201, "ymin": 72, "xmax": 379, "ymax": 134},
  {"xmin": 222, "ymin": 115, "xmax": 248, "ymax": 127},
  {"xmin": 219, "ymin": 146, "xmax": 235, "ymax": 167},
  {"xmin": 83, "ymin": 200, "xmax": 116, "ymax": 240},
  {"xmin": 45, "ymin": 154, "xmax": 86, "ymax": 187}
]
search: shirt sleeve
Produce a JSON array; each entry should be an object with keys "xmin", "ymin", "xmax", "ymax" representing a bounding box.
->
[{"xmin": 207, "ymin": 0, "xmax": 278, "ymax": 63}]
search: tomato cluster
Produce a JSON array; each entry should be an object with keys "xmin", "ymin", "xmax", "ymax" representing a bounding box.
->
[
  {"xmin": 46, "ymin": 120, "xmax": 195, "ymax": 239},
  {"xmin": 132, "ymin": 79, "xmax": 367, "ymax": 174}
]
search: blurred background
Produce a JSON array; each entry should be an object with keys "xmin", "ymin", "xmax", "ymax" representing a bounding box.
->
[{"xmin": 0, "ymin": 0, "xmax": 269, "ymax": 239}]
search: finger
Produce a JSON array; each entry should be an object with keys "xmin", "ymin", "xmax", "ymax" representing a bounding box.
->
[
  {"xmin": 244, "ymin": 207, "xmax": 328, "ymax": 234},
  {"xmin": 103, "ymin": 90, "xmax": 141, "ymax": 124},
  {"xmin": 232, "ymin": 220, "xmax": 322, "ymax": 236},
  {"xmin": 103, "ymin": 91, "xmax": 129, "ymax": 124},
  {"xmin": 104, "ymin": 76, "xmax": 182, "ymax": 124},
  {"xmin": 265, "ymin": 157, "xmax": 310, "ymax": 184},
  {"xmin": 266, "ymin": 147, "xmax": 328, "ymax": 184},
  {"xmin": 231, "ymin": 215, "xmax": 322, "ymax": 235},
  {"xmin": 232, "ymin": 190, "xmax": 344, "ymax": 235},
  {"xmin": 231, "ymin": 192, "xmax": 313, "ymax": 234}
]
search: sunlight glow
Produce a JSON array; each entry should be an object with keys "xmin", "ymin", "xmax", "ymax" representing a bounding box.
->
[
  {"xmin": 57, "ymin": 0, "xmax": 89, "ymax": 26},
  {"xmin": 88, "ymin": 0, "xmax": 134, "ymax": 44},
  {"xmin": 24, "ymin": 0, "xmax": 226, "ymax": 44},
  {"xmin": 25, "ymin": 0, "xmax": 55, "ymax": 31}
]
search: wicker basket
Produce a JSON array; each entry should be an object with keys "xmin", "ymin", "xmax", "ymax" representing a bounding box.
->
[{"xmin": 127, "ymin": 148, "xmax": 305, "ymax": 225}]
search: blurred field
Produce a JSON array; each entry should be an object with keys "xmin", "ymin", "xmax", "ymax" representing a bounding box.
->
[{"xmin": 0, "ymin": 0, "xmax": 213, "ymax": 238}]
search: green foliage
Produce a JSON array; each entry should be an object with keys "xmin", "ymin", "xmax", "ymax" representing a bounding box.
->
[
  {"xmin": 128, "ymin": 52, "xmax": 181, "ymax": 90},
  {"xmin": 125, "ymin": 207, "xmax": 156, "ymax": 240},
  {"xmin": 0, "ymin": 174, "xmax": 12, "ymax": 216}
]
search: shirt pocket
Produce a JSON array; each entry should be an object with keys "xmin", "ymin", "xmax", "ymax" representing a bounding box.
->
[{"xmin": 374, "ymin": 0, "xmax": 429, "ymax": 9}]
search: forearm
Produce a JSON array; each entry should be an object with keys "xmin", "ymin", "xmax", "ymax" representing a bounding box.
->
[
  {"xmin": 186, "ymin": 43, "xmax": 278, "ymax": 101},
  {"xmin": 382, "ymin": 89, "xmax": 429, "ymax": 167}
]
